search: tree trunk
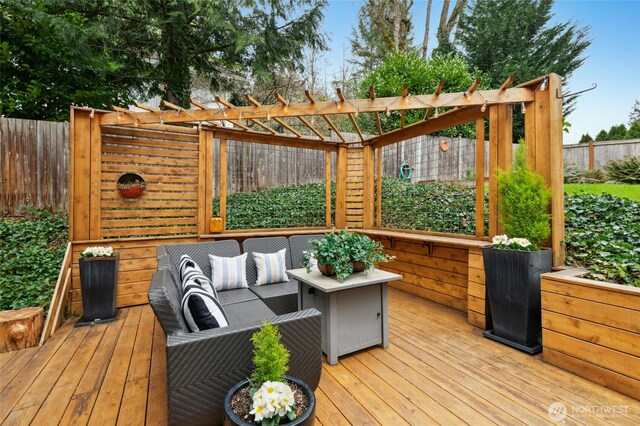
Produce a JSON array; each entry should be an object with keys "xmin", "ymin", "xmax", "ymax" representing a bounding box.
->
[
  {"xmin": 0, "ymin": 307, "xmax": 44, "ymax": 353},
  {"xmin": 437, "ymin": 0, "xmax": 451, "ymax": 41},
  {"xmin": 422, "ymin": 0, "xmax": 433, "ymax": 58}
]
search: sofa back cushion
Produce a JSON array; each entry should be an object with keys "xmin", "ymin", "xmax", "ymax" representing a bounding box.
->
[
  {"xmin": 242, "ymin": 237, "xmax": 292, "ymax": 286},
  {"xmin": 148, "ymin": 268, "xmax": 189, "ymax": 336},
  {"xmin": 288, "ymin": 234, "xmax": 325, "ymax": 269},
  {"xmin": 164, "ymin": 240, "xmax": 241, "ymax": 279}
]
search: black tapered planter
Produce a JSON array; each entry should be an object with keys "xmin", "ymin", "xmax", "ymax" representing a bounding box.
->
[
  {"xmin": 223, "ymin": 375, "xmax": 316, "ymax": 426},
  {"xmin": 78, "ymin": 254, "xmax": 119, "ymax": 323},
  {"xmin": 482, "ymin": 247, "xmax": 552, "ymax": 354}
]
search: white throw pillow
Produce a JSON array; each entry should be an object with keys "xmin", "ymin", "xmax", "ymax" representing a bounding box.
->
[
  {"xmin": 181, "ymin": 282, "xmax": 228, "ymax": 332},
  {"xmin": 208, "ymin": 253, "xmax": 249, "ymax": 291},
  {"xmin": 253, "ymin": 248, "xmax": 289, "ymax": 286},
  {"xmin": 178, "ymin": 254, "xmax": 216, "ymax": 297}
]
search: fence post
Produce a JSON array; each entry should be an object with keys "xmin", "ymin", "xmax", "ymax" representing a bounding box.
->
[{"xmin": 589, "ymin": 140, "xmax": 595, "ymax": 170}]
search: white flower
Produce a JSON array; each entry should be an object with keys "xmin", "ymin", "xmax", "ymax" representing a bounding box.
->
[
  {"xmin": 492, "ymin": 234, "xmax": 509, "ymax": 245},
  {"xmin": 81, "ymin": 246, "xmax": 114, "ymax": 257},
  {"xmin": 251, "ymin": 381, "xmax": 295, "ymax": 422},
  {"xmin": 510, "ymin": 238, "xmax": 531, "ymax": 247},
  {"xmin": 250, "ymin": 401, "xmax": 269, "ymax": 422}
]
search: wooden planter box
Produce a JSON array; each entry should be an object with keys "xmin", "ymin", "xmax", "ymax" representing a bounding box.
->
[{"xmin": 541, "ymin": 268, "xmax": 640, "ymax": 400}]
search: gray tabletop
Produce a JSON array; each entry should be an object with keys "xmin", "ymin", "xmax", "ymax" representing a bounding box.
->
[{"xmin": 288, "ymin": 268, "xmax": 402, "ymax": 293}]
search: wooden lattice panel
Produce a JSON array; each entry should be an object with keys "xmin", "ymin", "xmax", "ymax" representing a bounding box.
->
[
  {"xmin": 345, "ymin": 148, "xmax": 364, "ymax": 228},
  {"xmin": 100, "ymin": 126, "xmax": 200, "ymax": 238}
]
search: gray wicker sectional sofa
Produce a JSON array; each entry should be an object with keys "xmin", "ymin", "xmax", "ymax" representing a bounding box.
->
[{"xmin": 148, "ymin": 236, "xmax": 323, "ymax": 426}]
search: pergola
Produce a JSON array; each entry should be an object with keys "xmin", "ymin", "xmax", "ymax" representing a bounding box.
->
[{"xmin": 64, "ymin": 73, "xmax": 564, "ymax": 331}]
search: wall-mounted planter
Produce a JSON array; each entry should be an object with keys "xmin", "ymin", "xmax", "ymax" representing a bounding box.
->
[
  {"xmin": 117, "ymin": 173, "xmax": 146, "ymax": 198},
  {"xmin": 541, "ymin": 268, "xmax": 640, "ymax": 400}
]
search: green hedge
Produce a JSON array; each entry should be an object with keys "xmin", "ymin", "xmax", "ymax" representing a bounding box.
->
[{"xmin": 564, "ymin": 193, "xmax": 639, "ymax": 286}]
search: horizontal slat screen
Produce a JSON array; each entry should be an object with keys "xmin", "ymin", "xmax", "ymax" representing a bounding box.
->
[{"xmin": 100, "ymin": 126, "xmax": 200, "ymax": 238}]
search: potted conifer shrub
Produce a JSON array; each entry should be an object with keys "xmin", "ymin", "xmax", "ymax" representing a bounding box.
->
[
  {"xmin": 78, "ymin": 246, "xmax": 119, "ymax": 325},
  {"xmin": 223, "ymin": 322, "xmax": 316, "ymax": 426},
  {"xmin": 483, "ymin": 143, "xmax": 552, "ymax": 354}
]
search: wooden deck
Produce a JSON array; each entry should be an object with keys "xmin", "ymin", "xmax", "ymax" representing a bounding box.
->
[{"xmin": 1, "ymin": 288, "xmax": 639, "ymax": 425}]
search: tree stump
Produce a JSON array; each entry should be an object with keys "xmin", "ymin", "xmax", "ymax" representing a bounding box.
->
[{"xmin": 0, "ymin": 307, "xmax": 44, "ymax": 353}]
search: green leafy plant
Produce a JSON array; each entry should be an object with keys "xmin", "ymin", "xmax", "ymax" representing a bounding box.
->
[
  {"xmin": 250, "ymin": 322, "xmax": 290, "ymax": 388},
  {"xmin": 302, "ymin": 230, "xmax": 394, "ymax": 282},
  {"xmin": 604, "ymin": 156, "xmax": 640, "ymax": 184},
  {"xmin": 0, "ymin": 206, "xmax": 68, "ymax": 313},
  {"xmin": 565, "ymin": 193, "xmax": 639, "ymax": 287},
  {"xmin": 497, "ymin": 143, "xmax": 551, "ymax": 250}
]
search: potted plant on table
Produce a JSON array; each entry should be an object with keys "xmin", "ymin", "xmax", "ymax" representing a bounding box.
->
[
  {"xmin": 223, "ymin": 322, "xmax": 316, "ymax": 426},
  {"xmin": 483, "ymin": 143, "xmax": 552, "ymax": 354},
  {"xmin": 301, "ymin": 230, "xmax": 394, "ymax": 282},
  {"xmin": 78, "ymin": 246, "xmax": 119, "ymax": 325}
]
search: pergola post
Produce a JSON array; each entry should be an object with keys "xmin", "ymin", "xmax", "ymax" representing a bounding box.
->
[
  {"xmin": 488, "ymin": 104, "xmax": 513, "ymax": 238},
  {"xmin": 362, "ymin": 144, "xmax": 375, "ymax": 228},
  {"xmin": 70, "ymin": 108, "xmax": 102, "ymax": 241},
  {"xmin": 525, "ymin": 73, "xmax": 565, "ymax": 267},
  {"xmin": 335, "ymin": 145, "xmax": 347, "ymax": 228},
  {"xmin": 198, "ymin": 129, "xmax": 214, "ymax": 235}
]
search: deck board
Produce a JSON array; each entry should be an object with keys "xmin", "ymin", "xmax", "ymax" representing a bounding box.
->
[{"xmin": 1, "ymin": 288, "xmax": 639, "ymax": 425}]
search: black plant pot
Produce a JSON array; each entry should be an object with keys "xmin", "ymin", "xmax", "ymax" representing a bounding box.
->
[
  {"xmin": 482, "ymin": 247, "xmax": 552, "ymax": 354},
  {"xmin": 223, "ymin": 375, "xmax": 316, "ymax": 426},
  {"xmin": 78, "ymin": 254, "xmax": 119, "ymax": 323}
]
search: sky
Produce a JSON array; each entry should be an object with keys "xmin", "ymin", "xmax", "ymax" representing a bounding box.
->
[{"xmin": 319, "ymin": 0, "xmax": 640, "ymax": 144}]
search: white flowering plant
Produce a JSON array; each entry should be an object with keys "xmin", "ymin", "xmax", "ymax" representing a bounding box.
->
[
  {"xmin": 247, "ymin": 322, "xmax": 298, "ymax": 425},
  {"xmin": 81, "ymin": 246, "xmax": 114, "ymax": 258},
  {"xmin": 249, "ymin": 381, "xmax": 296, "ymax": 424},
  {"xmin": 491, "ymin": 235, "xmax": 534, "ymax": 251}
]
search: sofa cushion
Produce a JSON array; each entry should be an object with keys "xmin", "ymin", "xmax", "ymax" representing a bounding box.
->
[
  {"xmin": 181, "ymin": 283, "xmax": 229, "ymax": 332},
  {"xmin": 179, "ymin": 254, "xmax": 217, "ymax": 297},
  {"xmin": 223, "ymin": 299, "xmax": 277, "ymax": 325},
  {"xmin": 217, "ymin": 288, "xmax": 259, "ymax": 306},
  {"xmin": 249, "ymin": 280, "xmax": 299, "ymax": 301},
  {"xmin": 242, "ymin": 237, "xmax": 291, "ymax": 289},
  {"xmin": 209, "ymin": 253, "xmax": 249, "ymax": 291},
  {"xmin": 253, "ymin": 248, "xmax": 289, "ymax": 285},
  {"xmin": 165, "ymin": 240, "xmax": 242, "ymax": 279}
]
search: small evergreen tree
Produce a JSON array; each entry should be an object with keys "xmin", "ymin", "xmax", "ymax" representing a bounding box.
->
[
  {"xmin": 595, "ymin": 129, "xmax": 608, "ymax": 141},
  {"xmin": 250, "ymin": 322, "xmax": 290, "ymax": 388},
  {"xmin": 606, "ymin": 124, "xmax": 628, "ymax": 141},
  {"xmin": 627, "ymin": 121, "xmax": 640, "ymax": 139},
  {"xmin": 497, "ymin": 142, "xmax": 551, "ymax": 250},
  {"xmin": 578, "ymin": 133, "xmax": 593, "ymax": 144}
]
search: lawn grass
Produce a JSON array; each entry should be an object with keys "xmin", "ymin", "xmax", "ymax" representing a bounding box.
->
[{"xmin": 564, "ymin": 183, "xmax": 640, "ymax": 201}]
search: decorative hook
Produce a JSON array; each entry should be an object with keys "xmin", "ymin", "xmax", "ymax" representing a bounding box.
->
[{"xmin": 556, "ymin": 83, "xmax": 597, "ymax": 99}]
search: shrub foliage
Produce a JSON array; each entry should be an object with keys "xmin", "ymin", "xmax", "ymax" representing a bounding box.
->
[
  {"xmin": 0, "ymin": 207, "xmax": 68, "ymax": 312},
  {"xmin": 250, "ymin": 322, "xmax": 289, "ymax": 387},
  {"xmin": 497, "ymin": 144, "xmax": 551, "ymax": 249},
  {"xmin": 604, "ymin": 156, "xmax": 640, "ymax": 184},
  {"xmin": 565, "ymin": 193, "xmax": 640, "ymax": 286}
]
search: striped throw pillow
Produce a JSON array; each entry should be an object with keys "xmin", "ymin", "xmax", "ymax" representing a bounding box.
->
[
  {"xmin": 208, "ymin": 253, "xmax": 249, "ymax": 291},
  {"xmin": 253, "ymin": 248, "xmax": 289, "ymax": 286},
  {"xmin": 181, "ymin": 282, "xmax": 228, "ymax": 331},
  {"xmin": 178, "ymin": 254, "xmax": 217, "ymax": 297}
]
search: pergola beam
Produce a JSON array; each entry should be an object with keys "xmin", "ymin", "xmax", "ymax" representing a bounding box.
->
[
  {"xmin": 372, "ymin": 106, "xmax": 489, "ymax": 149},
  {"xmin": 370, "ymin": 86, "xmax": 382, "ymax": 135},
  {"xmin": 400, "ymin": 84, "xmax": 408, "ymax": 128},
  {"xmin": 210, "ymin": 127, "xmax": 337, "ymax": 152},
  {"xmin": 423, "ymin": 80, "xmax": 445, "ymax": 120},
  {"xmin": 338, "ymin": 89, "xmax": 364, "ymax": 141},
  {"xmin": 306, "ymin": 90, "xmax": 346, "ymax": 142},
  {"xmin": 500, "ymin": 74, "xmax": 516, "ymax": 91},
  {"xmin": 101, "ymin": 88, "xmax": 534, "ymax": 126}
]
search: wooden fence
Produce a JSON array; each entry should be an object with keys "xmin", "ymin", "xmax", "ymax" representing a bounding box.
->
[
  {"xmin": 1, "ymin": 118, "xmax": 69, "ymax": 215},
  {"xmin": 564, "ymin": 139, "xmax": 640, "ymax": 170},
  {"xmin": 3, "ymin": 117, "xmax": 639, "ymax": 215}
]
